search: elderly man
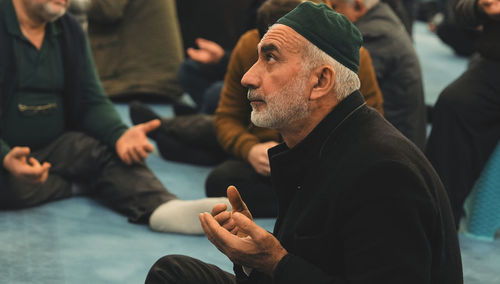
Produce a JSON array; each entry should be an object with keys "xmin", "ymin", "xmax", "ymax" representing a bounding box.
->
[
  {"xmin": 146, "ymin": 3, "xmax": 462, "ymax": 283},
  {"xmin": 0, "ymin": 0, "xmax": 227, "ymax": 235}
]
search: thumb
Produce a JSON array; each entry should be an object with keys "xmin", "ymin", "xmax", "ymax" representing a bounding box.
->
[
  {"xmin": 11, "ymin": 147, "xmax": 31, "ymax": 158},
  {"xmin": 227, "ymin": 185, "xmax": 248, "ymax": 212},
  {"xmin": 141, "ymin": 119, "xmax": 161, "ymax": 133},
  {"xmin": 232, "ymin": 212, "xmax": 262, "ymax": 239}
]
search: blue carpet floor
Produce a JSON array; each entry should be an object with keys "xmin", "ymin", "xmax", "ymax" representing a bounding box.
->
[{"xmin": 1, "ymin": 22, "xmax": 499, "ymax": 283}]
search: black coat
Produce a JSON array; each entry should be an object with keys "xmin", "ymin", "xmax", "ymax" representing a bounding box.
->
[
  {"xmin": 355, "ymin": 3, "xmax": 427, "ymax": 150},
  {"xmin": 237, "ymin": 91, "xmax": 463, "ymax": 284}
]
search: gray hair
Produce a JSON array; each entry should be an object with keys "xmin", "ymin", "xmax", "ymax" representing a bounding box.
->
[
  {"xmin": 341, "ymin": 0, "xmax": 379, "ymax": 9},
  {"xmin": 300, "ymin": 39, "xmax": 360, "ymax": 101}
]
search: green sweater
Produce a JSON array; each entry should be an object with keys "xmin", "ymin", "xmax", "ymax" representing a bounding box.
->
[{"xmin": 0, "ymin": 0, "xmax": 128, "ymax": 166}]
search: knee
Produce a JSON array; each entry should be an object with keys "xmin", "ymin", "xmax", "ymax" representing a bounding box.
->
[
  {"xmin": 201, "ymin": 81, "xmax": 224, "ymax": 114},
  {"xmin": 178, "ymin": 59, "xmax": 201, "ymax": 87},
  {"xmin": 434, "ymin": 81, "xmax": 471, "ymax": 115},
  {"xmin": 146, "ymin": 255, "xmax": 190, "ymax": 284}
]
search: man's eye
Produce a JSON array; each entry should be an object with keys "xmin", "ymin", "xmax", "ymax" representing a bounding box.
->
[{"xmin": 265, "ymin": 53, "xmax": 276, "ymax": 62}]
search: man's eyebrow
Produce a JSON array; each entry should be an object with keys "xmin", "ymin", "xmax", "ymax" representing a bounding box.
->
[{"xmin": 259, "ymin": 43, "xmax": 279, "ymax": 54}]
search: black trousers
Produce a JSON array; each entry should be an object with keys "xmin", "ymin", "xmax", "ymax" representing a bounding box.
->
[
  {"xmin": 425, "ymin": 57, "xmax": 500, "ymax": 226},
  {"xmin": 146, "ymin": 255, "xmax": 236, "ymax": 284},
  {"xmin": 0, "ymin": 132, "xmax": 176, "ymax": 223},
  {"xmin": 205, "ymin": 160, "xmax": 277, "ymax": 218}
]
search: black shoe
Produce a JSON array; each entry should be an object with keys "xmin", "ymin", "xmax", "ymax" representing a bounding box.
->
[
  {"xmin": 173, "ymin": 102, "xmax": 198, "ymax": 116},
  {"xmin": 129, "ymin": 100, "xmax": 162, "ymax": 138},
  {"xmin": 129, "ymin": 100, "xmax": 161, "ymax": 125}
]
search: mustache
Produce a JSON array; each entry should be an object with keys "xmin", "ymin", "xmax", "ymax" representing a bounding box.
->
[{"xmin": 247, "ymin": 89, "xmax": 263, "ymax": 101}]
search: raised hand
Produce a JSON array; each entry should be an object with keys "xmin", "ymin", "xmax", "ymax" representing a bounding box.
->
[
  {"xmin": 247, "ymin": 141, "xmax": 279, "ymax": 176},
  {"xmin": 200, "ymin": 211, "xmax": 287, "ymax": 275},
  {"xmin": 115, "ymin": 119, "xmax": 161, "ymax": 165},
  {"xmin": 186, "ymin": 38, "xmax": 225, "ymax": 64},
  {"xmin": 3, "ymin": 147, "xmax": 51, "ymax": 184},
  {"xmin": 211, "ymin": 185, "xmax": 253, "ymax": 237}
]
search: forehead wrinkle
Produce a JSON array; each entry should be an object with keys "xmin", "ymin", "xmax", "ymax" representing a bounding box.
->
[{"xmin": 259, "ymin": 24, "xmax": 305, "ymax": 55}]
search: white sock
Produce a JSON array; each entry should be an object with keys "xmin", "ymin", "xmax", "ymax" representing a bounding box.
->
[{"xmin": 149, "ymin": 198, "xmax": 231, "ymax": 235}]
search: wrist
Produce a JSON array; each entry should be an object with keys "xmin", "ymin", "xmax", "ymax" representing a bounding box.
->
[{"xmin": 266, "ymin": 249, "xmax": 288, "ymax": 276}]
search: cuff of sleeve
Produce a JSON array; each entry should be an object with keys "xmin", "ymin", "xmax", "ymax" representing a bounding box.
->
[
  {"xmin": 0, "ymin": 140, "xmax": 11, "ymax": 170},
  {"xmin": 106, "ymin": 126, "xmax": 128, "ymax": 148},
  {"xmin": 273, "ymin": 253, "xmax": 293, "ymax": 281},
  {"xmin": 273, "ymin": 253, "xmax": 336, "ymax": 284}
]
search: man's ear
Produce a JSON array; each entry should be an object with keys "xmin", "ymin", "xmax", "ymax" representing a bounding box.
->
[
  {"xmin": 353, "ymin": 0, "xmax": 368, "ymax": 17},
  {"xmin": 310, "ymin": 65, "xmax": 335, "ymax": 101}
]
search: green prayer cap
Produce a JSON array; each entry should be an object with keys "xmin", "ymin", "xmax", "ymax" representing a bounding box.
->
[{"xmin": 276, "ymin": 2, "xmax": 362, "ymax": 73}]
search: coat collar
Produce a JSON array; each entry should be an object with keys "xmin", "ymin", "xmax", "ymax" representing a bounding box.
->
[{"xmin": 269, "ymin": 90, "xmax": 366, "ymax": 167}]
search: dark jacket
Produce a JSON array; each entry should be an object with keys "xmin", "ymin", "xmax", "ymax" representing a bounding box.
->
[
  {"xmin": 236, "ymin": 92, "xmax": 463, "ymax": 283},
  {"xmin": 355, "ymin": 2, "xmax": 427, "ymax": 150},
  {"xmin": 0, "ymin": 9, "xmax": 84, "ymax": 130},
  {"xmin": 0, "ymin": 1, "xmax": 127, "ymax": 165}
]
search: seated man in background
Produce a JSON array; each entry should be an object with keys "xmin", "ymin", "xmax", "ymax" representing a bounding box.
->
[
  {"xmin": 177, "ymin": 37, "xmax": 229, "ymax": 115},
  {"xmin": 130, "ymin": 0, "xmax": 384, "ymax": 217},
  {"xmin": 87, "ymin": 0, "xmax": 184, "ymax": 102},
  {"xmin": 145, "ymin": 3, "xmax": 462, "ymax": 283},
  {"xmin": 330, "ymin": 0, "xmax": 427, "ymax": 149},
  {"xmin": 0, "ymin": 0, "xmax": 228, "ymax": 235},
  {"xmin": 175, "ymin": 0, "xmax": 265, "ymax": 114},
  {"xmin": 426, "ymin": 0, "xmax": 500, "ymax": 226}
]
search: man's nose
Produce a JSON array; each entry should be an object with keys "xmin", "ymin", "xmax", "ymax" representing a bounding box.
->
[{"xmin": 241, "ymin": 62, "xmax": 261, "ymax": 89}]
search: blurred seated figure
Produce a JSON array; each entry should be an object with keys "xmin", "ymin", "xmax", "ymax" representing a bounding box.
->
[
  {"xmin": 87, "ymin": 0, "xmax": 184, "ymax": 102},
  {"xmin": 427, "ymin": 0, "xmax": 480, "ymax": 57},
  {"xmin": 0, "ymin": 0, "xmax": 228, "ymax": 235},
  {"xmin": 130, "ymin": 0, "xmax": 384, "ymax": 217},
  {"xmin": 330, "ymin": 0, "xmax": 427, "ymax": 149},
  {"xmin": 426, "ymin": 0, "xmax": 500, "ymax": 227},
  {"xmin": 68, "ymin": 0, "xmax": 90, "ymax": 31},
  {"xmin": 174, "ymin": 0, "xmax": 265, "ymax": 114},
  {"xmin": 177, "ymin": 38, "xmax": 229, "ymax": 115}
]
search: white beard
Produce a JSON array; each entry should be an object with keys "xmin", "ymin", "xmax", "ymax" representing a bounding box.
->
[{"xmin": 249, "ymin": 71, "xmax": 310, "ymax": 129}]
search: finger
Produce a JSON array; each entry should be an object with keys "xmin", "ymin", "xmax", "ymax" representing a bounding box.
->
[
  {"xmin": 39, "ymin": 169, "xmax": 49, "ymax": 183},
  {"xmin": 187, "ymin": 48, "xmax": 209, "ymax": 63},
  {"xmin": 214, "ymin": 211, "xmax": 233, "ymax": 227},
  {"xmin": 230, "ymin": 227, "xmax": 239, "ymax": 235},
  {"xmin": 29, "ymin": 157, "xmax": 41, "ymax": 167},
  {"xmin": 221, "ymin": 219, "xmax": 236, "ymax": 232},
  {"xmin": 197, "ymin": 39, "xmax": 218, "ymax": 53},
  {"xmin": 262, "ymin": 165, "xmax": 271, "ymax": 176},
  {"xmin": 134, "ymin": 146, "xmax": 149, "ymax": 161},
  {"xmin": 127, "ymin": 148, "xmax": 142, "ymax": 164},
  {"xmin": 33, "ymin": 164, "xmax": 50, "ymax": 184},
  {"xmin": 11, "ymin": 147, "xmax": 31, "ymax": 158},
  {"xmin": 259, "ymin": 156, "xmax": 270, "ymax": 167},
  {"xmin": 232, "ymin": 212, "xmax": 265, "ymax": 240},
  {"xmin": 22, "ymin": 158, "xmax": 46, "ymax": 180},
  {"xmin": 119, "ymin": 150, "xmax": 131, "ymax": 165},
  {"xmin": 211, "ymin": 203, "xmax": 228, "ymax": 216},
  {"xmin": 195, "ymin": 38, "xmax": 212, "ymax": 47},
  {"xmin": 143, "ymin": 141, "xmax": 154, "ymax": 154},
  {"xmin": 199, "ymin": 213, "xmax": 228, "ymax": 251},
  {"xmin": 141, "ymin": 119, "xmax": 161, "ymax": 134},
  {"xmin": 200, "ymin": 212, "xmax": 237, "ymax": 244},
  {"xmin": 227, "ymin": 186, "xmax": 249, "ymax": 213}
]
